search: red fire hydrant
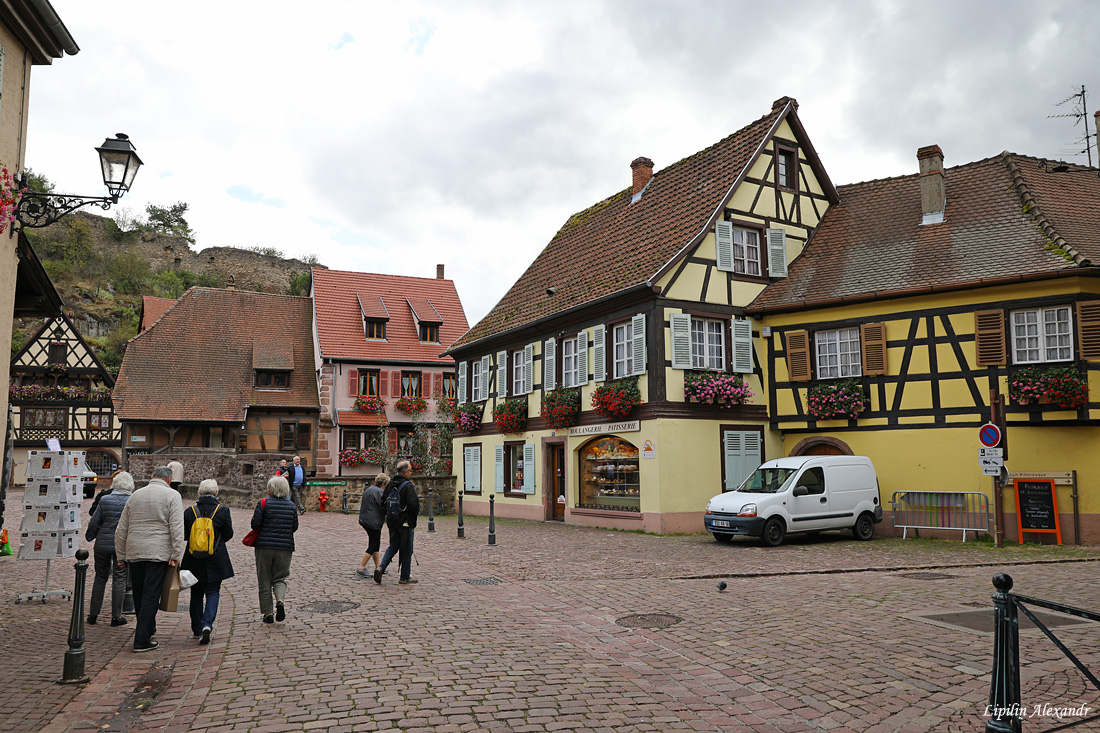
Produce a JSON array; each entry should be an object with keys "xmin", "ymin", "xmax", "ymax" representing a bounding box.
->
[{"xmin": 318, "ymin": 490, "xmax": 329, "ymax": 512}]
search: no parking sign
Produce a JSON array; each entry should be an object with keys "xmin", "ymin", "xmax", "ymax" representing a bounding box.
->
[{"xmin": 979, "ymin": 423, "xmax": 1002, "ymax": 448}]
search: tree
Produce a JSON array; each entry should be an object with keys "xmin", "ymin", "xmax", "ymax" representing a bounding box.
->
[
  {"xmin": 287, "ymin": 271, "xmax": 310, "ymax": 296},
  {"xmin": 145, "ymin": 201, "xmax": 195, "ymax": 243},
  {"xmin": 22, "ymin": 168, "xmax": 54, "ymax": 194}
]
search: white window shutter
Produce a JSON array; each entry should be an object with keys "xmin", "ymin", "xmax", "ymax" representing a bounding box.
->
[
  {"xmin": 593, "ymin": 325, "xmax": 606, "ymax": 382},
  {"xmin": 479, "ymin": 355, "xmax": 490, "ymax": 401},
  {"xmin": 457, "ymin": 361, "xmax": 467, "ymax": 402},
  {"xmin": 496, "ymin": 351, "xmax": 508, "ymax": 399},
  {"xmin": 767, "ymin": 228, "xmax": 788, "ymax": 278},
  {"xmin": 524, "ymin": 343, "xmax": 534, "ymax": 394},
  {"xmin": 494, "ymin": 445, "xmax": 504, "ymax": 492},
  {"xmin": 631, "ymin": 313, "xmax": 646, "ymax": 375},
  {"xmin": 523, "ymin": 444, "xmax": 535, "ymax": 494},
  {"xmin": 463, "ymin": 445, "xmax": 481, "ymax": 493},
  {"xmin": 670, "ymin": 313, "xmax": 692, "ymax": 369},
  {"xmin": 715, "ymin": 220, "xmax": 734, "ymax": 272},
  {"xmin": 724, "ymin": 430, "xmax": 761, "ymax": 491},
  {"xmin": 543, "ymin": 338, "xmax": 557, "ymax": 391},
  {"xmin": 576, "ymin": 331, "xmax": 589, "ymax": 385},
  {"xmin": 731, "ymin": 318, "xmax": 754, "ymax": 374},
  {"xmin": 744, "ymin": 432, "xmax": 761, "ymax": 469}
]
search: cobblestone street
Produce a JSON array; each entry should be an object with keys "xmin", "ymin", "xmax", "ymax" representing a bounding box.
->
[{"xmin": 4, "ymin": 494, "xmax": 1100, "ymax": 732}]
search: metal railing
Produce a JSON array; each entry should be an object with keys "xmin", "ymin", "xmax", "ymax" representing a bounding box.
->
[
  {"xmin": 987, "ymin": 573, "xmax": 1100, "ymax": 732},
  {"xmin": 891, "ymin": 490, "xmax": 991, "ymax": 541}
]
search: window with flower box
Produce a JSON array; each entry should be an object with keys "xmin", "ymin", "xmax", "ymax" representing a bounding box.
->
[
  {"xmin": 88, "ymin": 412, "xmax": 112, "ymax": 432},
  {"xmin": 23, "ymin": 407, "xmax": 66, "ymax": 428},
  {"xmin": 471, "ymin": 359, "xmax": 483, "ymax": 401},
  {"xmin": 442, "ymin": 373, "xmax": 456, "ymax": 399},
  {"xmin": 357, "ymin": 370, "xmax": 380, "ymax": 396},
  {"xmin": 512, "ymin": 349, "xmax": 525, "ymax": 396},
  {"xmin": 815, "ymin": 328, "xmax": 861, "ymax": 379},
  {"xmin": 691, "ymin": 319, "xmax": 725, "ymax": 370},
  {"xmin": 613, "ymin": 323, "xmax": 633, "ymax": 378},
  {"xmin": 401, "ymin": 371, "xmax": 422, "ymax": 397},
  {"xmin": 561, "ymin": 337, "xmax": 578, "ymax": 387},
  {"xmin": 1011, "ymin": 307, "xmax": 1073, "ymax": 364}
]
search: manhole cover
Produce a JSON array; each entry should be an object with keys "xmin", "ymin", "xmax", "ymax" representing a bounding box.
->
[
  {"xmin": 615, "ymin": 613, "xmax": 683, "ymax": 629},
  {"xmin": 898, "ymin": 572, "xmax": 959, "ymax": 580},
  {"xmin": 464, "ymin": 577, "xmax": 503, "ymax": 585},
  {"xmin": 299, "ymin": 600, "xmax": 360, "ymax": 614},
  {"xmin": 920, "ymin": 609, "xmax": 1088, "ymax": 633}
]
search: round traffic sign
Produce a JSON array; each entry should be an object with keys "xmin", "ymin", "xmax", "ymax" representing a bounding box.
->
[{"xmin": 979, "ymin": 423, "xmax": 1002, "ymax": 448}]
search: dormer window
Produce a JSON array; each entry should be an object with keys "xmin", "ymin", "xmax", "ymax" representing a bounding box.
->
[
  {"xmin": 357, "ymin": 294, "xmax": 391, "ymax": 341},
  {"xmin": 407, "ymin": 297, "xmax": 443, "ymax": 344},
  {"xmin": 419, "ymin": 323, "xmax": 439, "ymax": 343},
  {"xmin": 255, "ymin": 371, "xmax": 289, "ymax": 389},
  {"xmin": 365, "ymin": 319, "xmax": 387, "ymax": 340}
]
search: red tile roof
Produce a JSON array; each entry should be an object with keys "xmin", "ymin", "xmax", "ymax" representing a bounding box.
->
[
  {"xmin": 357, "ymin": 293, "xmax": 390, "ymax": 320},
  {"xmin": 113, "ymin": 288, "xmax": 319, "ymax": 422},
  {"xmin": 337, "ymin": 410, "xmax": 388, "ymax": 427},
  {"xmin": 450, "ymin": 97, "xmax": 833, "ymax": 350},
  {"xmin": 140, "ymin": 296, "xmax": 176, "ymax": 331},
  {"xmin": 406, "ymin": 296, "xmax": 442, "ymax": 324},
  {"xmin": 313, "ymin": 268, "xmax": 469, "ymax": 362},
  {"xmin": 748, "ymin": 153, "xmax": 1100, "ymax": 313}
]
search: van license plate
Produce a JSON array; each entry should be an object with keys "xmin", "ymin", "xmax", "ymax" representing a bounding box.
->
[{"xmin": 711, "ymin": 520, "xmax": 730, "ymax": 528}]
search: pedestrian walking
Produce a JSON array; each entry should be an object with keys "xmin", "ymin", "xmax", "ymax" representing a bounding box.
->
[
  {"xmin": 85, "ymin": 471, "xmax": 134, "ymax": 627},
  {"xmin": 251, "ymin": 475, "xmax": 298, "ymax": 624},
  {"xmin": 275, "ymin": 459, "xmax": 288, "ymax": 477},
  {"xmin": 181, "ymin": 479, "xmax": 234, "ymax": 645},
  {"xmin": 114, "ymin": 466, "xmax": 185, "ymax": 653},
  {"xmin": 355, "ymin": 473, "xmax": 388, "ymax": 578},
  {"xmin": 167, "ymin": 460, "xmax": 184, "ymax": 491},
  {"xmin": 375, "ymin": 461, "xmax": 420, "ymax": 585},
  {"xmin": 88, "ymin": 468, "xmax": 124, "ymax": 518},
  {"xmin": 286, "ymin": 455, "xmax": 306, "ymax": 514}
]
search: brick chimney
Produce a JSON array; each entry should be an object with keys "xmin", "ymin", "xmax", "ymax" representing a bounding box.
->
[
  {"xmin": 917, "ymin": 145, "xmax": 946, "ymax": 225},
  {"xmin": 631, "ymin": 157, "xmax": 654, "ymax": 201},
  {"xmin": 436, "ymin": 264, "xmax": 445, "ymax": 279}
]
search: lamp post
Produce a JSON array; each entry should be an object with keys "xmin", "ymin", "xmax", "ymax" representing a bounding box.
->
[{"xmin": 15, "ymin": 133, "xmax": 143, "ymax": 229}]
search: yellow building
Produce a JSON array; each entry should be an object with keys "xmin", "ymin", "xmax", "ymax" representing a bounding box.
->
[{"xmin": 447, "ymin": 97, "xmax": 838, "ymax": 534}]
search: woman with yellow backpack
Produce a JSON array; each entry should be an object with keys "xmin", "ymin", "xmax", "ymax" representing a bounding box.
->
[{"xmin": 181, "ymin": 479, "xmax": 234, "ymax": 645}]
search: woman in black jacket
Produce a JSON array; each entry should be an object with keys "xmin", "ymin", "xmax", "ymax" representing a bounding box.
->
[
  {"xmin": 251, "ymin": 475, "xmax": 299, "ymax": 624},
  {"xmin": 182, "ymin": 479, "xmax": 234, "ymax": 644}
]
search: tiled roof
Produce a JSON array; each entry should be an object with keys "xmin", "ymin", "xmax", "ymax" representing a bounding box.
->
[
  {"xmin": 139, "ymin": 296, "xmax": 176, "ymax": 331},
  {"xmin": 113, "ymin": 288, "xmax": 319, "ymax": 422},
  {"xmin": 450, "ymin": 98, "xmax": 815, "ymax": 350},
  {"xmin": 748, "ymin": 153, "xmax": 1100, "ymax": 313},
  {"xmin": 313, "ymin": 268, "xmax": 469, "ymax": 362},
  {"xmin": 337, "ymin": 410, "xmax": 388, "ymax": 427},
  {"xmin": 406, "ymin": 296, "xmax": 442, "ymax": 324},
  {"xmin": 357, "ymin": 293, "xmax": 390, "ymax": 320}
]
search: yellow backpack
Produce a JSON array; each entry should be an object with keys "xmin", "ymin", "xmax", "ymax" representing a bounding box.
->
[{"xmin": 188, "ymin": 505, "xmax": 220, "ymax": 558}]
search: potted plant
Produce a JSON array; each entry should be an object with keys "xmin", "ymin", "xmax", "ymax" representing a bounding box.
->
[
  {"xmin": 541, "ymin": 388, "xmax": 581, "ymax": 429},
  {"xmin": 591, "ymin": 376, "xmax": 641, "ymax": 420},
  {"xmin": 354, "ymin": 394, "xmax": 386, "ymax": 413},
  {"xmin": 806, "ymin": 379, "xmax": 865, "ymax": 421},
  {"xmin": 493, "ymin": 398, "xmax": 528, "ymax": 434},
  {"xmin": 1010, "ymin": 365, "xmax": 1089, "ymax": 410},
  {"xmin": 453, "ymin": 402, "xmax": 483, "ymax": 433},
  {"xmin": 0, "ymin": 165, "xmax": 19, "ymax": 236},
  {"xmin": 394, "ymin": 395, "xmax": 429, "ymax": 415},
  {"xmin": 683, "ymin": 371, "xmax": 752, "ymax": 408}
]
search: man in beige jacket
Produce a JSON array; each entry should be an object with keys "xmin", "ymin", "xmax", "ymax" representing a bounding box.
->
[{"xmin": 115, "ymin": 466, "xmax": 185, "ymax": 653}]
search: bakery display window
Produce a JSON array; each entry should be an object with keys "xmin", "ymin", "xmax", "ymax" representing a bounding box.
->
[{"xmin": 578, "ymin": 436, "xmax": 640, "ymax": 512}]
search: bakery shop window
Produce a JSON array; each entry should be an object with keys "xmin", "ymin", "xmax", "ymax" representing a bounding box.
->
[{"xmin": 578, "ymin": 436, "xmax": 640, "ymax": 512}]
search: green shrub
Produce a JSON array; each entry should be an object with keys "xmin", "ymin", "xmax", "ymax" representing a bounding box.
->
[{"xmin": 107, "ymin": 251, "xmax": 151, "ymax": 294}]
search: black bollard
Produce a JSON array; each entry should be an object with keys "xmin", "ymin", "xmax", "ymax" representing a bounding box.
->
[
  {"xmin": 58, "ymin": 549, "xmax": 90, "ymax": 685},
  {"xmin": 427, "ymin": 488, "xmax": 436, "ymax": 533},
  {"xmin": 342, "ymin": 490, "xmax": 349, "ymax": 515},
  {"xmin": 986, "ymin": 573, "xmax": 1021, "ymax": 733},
  {"xmin": 457, "ymin": 490, "xmax": 465, "ymax": 539},
  {"xmin": 488, "ymin": 495, "xmax": 496, "ymax": 546}
]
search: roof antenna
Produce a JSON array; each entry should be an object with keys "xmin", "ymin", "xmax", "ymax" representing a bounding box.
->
[{"xmin": 1048, "ymin": 85, "xmax": 1094, "ymax": 167}]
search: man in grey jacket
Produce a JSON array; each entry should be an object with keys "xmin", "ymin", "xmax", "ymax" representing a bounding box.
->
[{"xmin": 115, "ymin": 466, "xmax": 185, "ymax": 653}]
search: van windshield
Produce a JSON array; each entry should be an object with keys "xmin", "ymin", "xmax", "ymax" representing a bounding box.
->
[{"xmin": 735, "ymin": 468, "xmax": 798, "ymax": 494}]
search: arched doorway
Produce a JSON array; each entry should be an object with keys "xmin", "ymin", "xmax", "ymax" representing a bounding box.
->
[{"xmin": 789, "ymin": 436, "xmax": 853, "ymax": 457}]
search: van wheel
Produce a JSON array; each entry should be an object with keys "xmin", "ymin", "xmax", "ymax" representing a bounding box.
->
[
  {"xmin": 852, "ymin": 513, "xmax": 875, "ymax": 541},
  {"xmin": 760, "ymin": 517, "xmax": 786, "ymax": 547},
  {"xmin": 712, "ymin": 533, "xmax": 733, "ymax": 543}
]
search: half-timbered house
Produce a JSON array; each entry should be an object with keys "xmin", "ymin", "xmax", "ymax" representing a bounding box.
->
[
  {"xmin": 9, "ymin": 312, "xmax": 120, "ymax": 483},
  {"xmin": 747, "ymin": 145, "xmax": 1100, "ymax": 542},
  {"xmin": 446, "ymin": 97, "xmax": 838, "ymax": 533}
]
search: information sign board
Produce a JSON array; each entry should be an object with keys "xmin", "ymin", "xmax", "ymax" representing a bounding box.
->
[{"xmin": 1013, "ymin": 478, "xmax": 1062, "ymax": 544}]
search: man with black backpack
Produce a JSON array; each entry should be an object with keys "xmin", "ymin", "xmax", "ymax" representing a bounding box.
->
[{"xmin": 374, "ymin": 461, "xmax": 420, "ymax": 585}]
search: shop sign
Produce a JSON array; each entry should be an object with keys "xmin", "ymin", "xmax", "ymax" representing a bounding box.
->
[
  {"xmin": 568, "ymin": 420, "xmax": 641, "ymax": 437},
  {"xmin": 642, "ymin": 440, "xmax": 656, "ymax": 459},
  {"xmin": 307, "ymin": 480, "xmax": 348, "ymax": 486},
  {"xmin": 130, "ymin": 435, "xmax": 147, "ymax": 443},
  {"xmin": 1009, "ymin": 471, "xmax": 1073, "ymax": 486}
]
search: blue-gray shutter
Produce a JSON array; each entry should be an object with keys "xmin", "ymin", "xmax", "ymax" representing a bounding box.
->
[
  {"xmin": 463, "ymin": 445, "xmax": 481, "ymax": 493},
  {"xmin": 723, "ymin": 430, "xmax": 761, "ymax": 491},
  {"xmin": 494, "ymin": 445, "xmax": 504, "ymax": 492},
  {"xmin": 524, "ymin": 343, "xmax": 534, "ymax": 394},
  {"xmin": 715, "ymin": 220, "xmax": 734, "ymax": 272},
  {"xmin": 670, "ymin": 313, "xmax": 692, "ymax": 370},
  {"xmin": 543, "ymin": 338, "xmax": 557, "ymax": 391},
  {"xmin": 576, "ymin": 331, "xmax": 589, "ymax": 385},
  {"xmin": 479, "ymin": 355, "xmax": 490, "ymax": 401},
  {"xmin": 522, "ymin": 444, "xmax": 535, "ymax": 494},
  {"xmin": 457, "ymin": 361, "xmax": 467, "ymax": 402},
  {"xmin": 496, "ymin": 351, "xmax": 508, "ymax": 399},
  {"xmin": 593, "ymin": 325, "xmax": 606, "ymax": 383},
  {"xmin": 767, "ymin": 228, "xmax": 788, "ymax": 278},
  {"xmin": 631, "ymin": 314, "xmax": 646, "ymax": 375},
  {"xmin": 731, "ymin": 318, "xmax": 753, "ymax": 374}
]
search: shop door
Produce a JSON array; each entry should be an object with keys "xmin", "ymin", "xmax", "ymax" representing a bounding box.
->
[{"xmin": 551, "ymin": 444, "xmax": 566, "ymax": 521}]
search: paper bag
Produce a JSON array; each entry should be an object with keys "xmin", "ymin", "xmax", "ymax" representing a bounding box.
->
[{"xmin": 160, "ymin": 566, "xmax": 181, "ymax": 612}]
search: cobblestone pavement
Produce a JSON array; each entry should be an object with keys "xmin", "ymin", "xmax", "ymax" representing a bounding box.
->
[{"xmin": 4, "ymin": 493, "xmax": 1100, "ymax": 732}]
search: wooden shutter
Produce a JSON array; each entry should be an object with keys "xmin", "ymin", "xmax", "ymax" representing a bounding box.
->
[
  {"xmin": 391, "ymin": 371, "xmax": 401, "ymax": 397},
  {"xmin": 715, "ymin": 220, "xmax": 734, "ymax": 272},
  {"xmin": 494, "ymin": 445, "xmax": 504, "ymax": 492},
  {"xmin": 463, "ymin": 445, "xmax": 480, "ymax": 493},
  {"xmin": 670, "ymin": 313, "xmax": 692, "ymax": 369},
  {"xmin": 387, "ymin": 428, "xmax": 399, "ymax": 453},
  {"xmin": 593, "ymin": 325, "xmax": 606, "ymax": 382},
  {"xmin": 766, "ymin": 228, "xmax": 788, "ymax": 277},
  {"xmin": 379, "ymin": 371, "xmax": 388, "ymax": 397},
  {"xmin": 723, "ymin": 430, "xmax": 761, "ymax": 491},
  {"xmin": 731, "ymin": 318, "xmax": 753, "ymax": 374},
  {"xmin": 348, "ymin": 369, "xmax": 359, "ymax": 396},
  {"xmin": 524, "ymin": 343, "xmax": 534, "ymax": 393},
  {"xmin": 974, "ymin": 310, "xmax": 1006, "ymax": 366},
  {"xmin": 631, "ymin": 314, "xmax": 646, "ymax": 375},
  {"xmin": 457, "ymin": 362, "xmax": 467, "ymax": 402},
  {"xmin": 433, "ymin": 373, "xmax": 443, "ymax": 398},
  {"xmin": 479, "ymin": 355, "xmax": 490, "ymax": 401},
  {"xmin": 497, "ymin": 350, "xmax": 508, "ymax": 399},
  {"xmin": 785, "ymin": 330, "xmax": 811, "ymax": 382},
  {"xmin": 544, "ymin": 338, "xmax": 557, "ymax": 391},
  {"xmin": 1077, "ymin": 302, "xmax": 1100, "ymax": 360},
  {"xmin": 576, "ymin": 331, "xmax": 589, "ymax": 385},
  {"xmin": 860, "ymin": 323, "xmax": 887, "ymax": 376},
  {"xmin": 522, "ymin": 444, "xmax": 535, "ymax": 494}
]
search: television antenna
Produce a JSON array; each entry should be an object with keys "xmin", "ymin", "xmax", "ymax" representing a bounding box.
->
[{"xmin": 1048, "ymin": 85, "xmax": 1093, "ymax": 167}]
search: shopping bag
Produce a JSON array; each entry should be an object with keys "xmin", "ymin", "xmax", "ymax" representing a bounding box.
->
[{"xmin": 159, "ymin": 566, "xmax": 181, "ymax": 612}]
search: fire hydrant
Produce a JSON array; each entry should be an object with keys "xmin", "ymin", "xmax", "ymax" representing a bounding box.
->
[{"xmin": 318, "ymin": 490, "xmax": 329, "ymax": 512}]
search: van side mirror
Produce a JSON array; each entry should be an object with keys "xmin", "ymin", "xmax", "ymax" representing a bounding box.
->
[{"xmin": 792, "ymin": 486, "xmax": 809, "ymax": 497}]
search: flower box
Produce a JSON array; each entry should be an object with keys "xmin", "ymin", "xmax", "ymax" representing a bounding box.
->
[
  {"xmin": 394, "ymin": 396, "xmax": 428, "ymax": 415},
  {"xmin": 493, "ymin": 399, "xmax": 528, "ymax": 435},
  {"xmin": 1009, "ymin": 365, "xmax": 1089, "ymax": 410},
  {"xmin": 453, "ymin": 402, "xmax": 483, "ymax": 433},
  {"xmin": 683, "ymin": 371, "xmax": 752, "ymax": 407},
  {"xmin": 541, "ymin": 388, "xmax": 580, "ymax": 429},
  {"xmin": 591, "ymin": 376, "xmax": 641, "ymax": 420},
  {"xmin": 354, "ymin": 394, "xmax": 386, "ymax": 413},
  {"xmin": 806, "ymin": 379, "xmax": 865, "ymax": 421}
]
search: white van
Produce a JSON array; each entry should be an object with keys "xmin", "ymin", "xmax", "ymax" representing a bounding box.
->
[{"xmin": 704, "ymin": 455, "xmax": 882, "ymax": 546}]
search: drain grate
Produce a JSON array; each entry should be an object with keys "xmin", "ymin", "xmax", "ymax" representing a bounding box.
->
[
  {"xmin": 897, "ymin": 572, "xmax": 960, "ymax": 580},
  {"xmin": 616, "ymin": 613, "xmax": 683, "ymax": 629},
  {"xmin": 920, "ymin": 609, "xmax": 1088, "ymax": 634},
  {"xmin": 299, "ymin": 600, "xmax": 361, "ymax": 614},
  {"xmin": 464, "ymin": 577, "xmax": 504, "ymax": 586}
]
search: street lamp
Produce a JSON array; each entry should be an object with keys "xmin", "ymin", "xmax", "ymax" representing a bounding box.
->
[
  {"xmin": 1037, "ymin": 159, "xmax": 1100, "ymax": 178},
  {"xmin": 14, "ymin": 133, "xmax": 143, "ymax": 228}
]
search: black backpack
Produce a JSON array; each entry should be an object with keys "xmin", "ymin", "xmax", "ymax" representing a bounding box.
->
[{"xmin": 385, "ymin": 485, "xmax": 405, "ymax": 526}]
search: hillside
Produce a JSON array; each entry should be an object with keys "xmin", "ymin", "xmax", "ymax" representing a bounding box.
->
[{"xmin": 12, "ymin": 211, "xmax": 324, "ymax": 373}]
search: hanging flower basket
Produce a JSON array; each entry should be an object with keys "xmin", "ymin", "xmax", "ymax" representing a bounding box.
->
[
  {"xmin": 683, "ymin": 371, "xmax": 752, "ymax": 408},
  {"xmin": 394, "ymin": 396, "xmax": 428, "ymax": 415},
  {"xmin": 1010, "ymin": 366, "xmax": 1089, "ymax": 410},
  {"xmin": 541, "ymin": 388, "xmax": 580, "ymax": 429},
  {"xmin": 806, "ymin": 379, "xmax": 865, "ymax": 421},
  {"xmin": 0, "ymin": 165, "xmax": 20, "ymax": 236},
  {"xmin": 354, "ymin": 394, "xmax": 386, "ymax": 413},
  {"xmin": 591, "ymin": 376, "xmax": 641, "ymax": 420},
  {"xmin": 454, "ymin": 402, "xmax": 483, "ymax": 433},
  {"xmin": 493, "ymin": 399, "xmax": 528, "ymax": 434}
]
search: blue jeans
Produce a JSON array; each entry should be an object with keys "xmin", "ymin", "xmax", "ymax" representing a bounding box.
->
[
  {"xmin": 379, "ymin": 526, "xmax": 414, "ymax": 580},
  {"xmin": 128, "ymin": 560, "xmax": 168, "ymax": 648},
  {"xmin": 189, "ymin": 579, "xmax": 221, "ymax": 634}
]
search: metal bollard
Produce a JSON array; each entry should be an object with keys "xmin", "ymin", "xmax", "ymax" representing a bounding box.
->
[
  {"xmin": 427, "ymin": 488, "xmax": 436, "ymax": 533},
  {"xmin": 342, "ymin": 490, "xmax": 349, "ymax": 515},
  {"xmin": 488, "ymin": 495, "xmax": 496, "ymax": 546},
  {"xmin": 58, "ymin": 549, "xmax": 90, "ymax": 685},
  {"xmin": 457, "ymin": 490, "xmax": 465, "ymax": 539},
  {"xmin": 986, "ymin": 573, "xmax": 1021, "ymax": 733}
]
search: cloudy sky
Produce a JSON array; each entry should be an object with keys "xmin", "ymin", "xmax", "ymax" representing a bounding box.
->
[{"xmin": 27, "ymin": 1, "xmax": 1100, "ymax": 325}]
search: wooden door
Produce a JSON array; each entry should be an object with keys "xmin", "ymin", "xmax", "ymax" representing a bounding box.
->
[{"xmin": 551, "ymin": 445, "xmax": 566, "ymax": 521}]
